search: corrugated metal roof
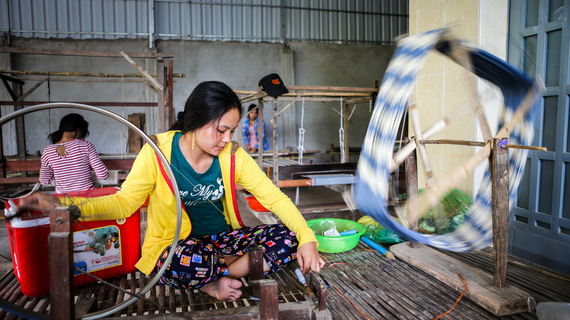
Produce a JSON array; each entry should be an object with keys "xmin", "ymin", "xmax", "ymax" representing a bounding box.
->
[{"xmin": 1, "ymin": 0, "xmax": 408, "ymax": 44}]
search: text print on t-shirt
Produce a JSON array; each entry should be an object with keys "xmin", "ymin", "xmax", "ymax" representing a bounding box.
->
[{"xmin": 180, "ymin": 177, "xmax": 224, "ymax": 207}]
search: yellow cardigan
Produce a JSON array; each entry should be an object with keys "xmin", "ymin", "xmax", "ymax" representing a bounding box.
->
[{"xmin": 75, "ymin": 131, "xmax": 317, "ymax": 275}]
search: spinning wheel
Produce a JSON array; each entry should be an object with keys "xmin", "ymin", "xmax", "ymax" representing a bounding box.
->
[
  {"xmin": 353, "ymin": 27, "xmax": 544, "ymax": 316},
  {"xmin": 354, "ymin": 27, "xmax": 543, "ymax": 251},
  {"xmin": 0, "ymin": 103, "xmax": 184, "ymax": 319}
]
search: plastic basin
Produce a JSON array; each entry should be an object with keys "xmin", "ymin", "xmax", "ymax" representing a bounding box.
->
[{"xmin": 307, "ymin": 218, "xmax": 365, "ymax": 253}]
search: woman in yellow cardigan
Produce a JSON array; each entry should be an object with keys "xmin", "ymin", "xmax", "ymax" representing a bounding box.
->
[{"xmin": 22, "ymin": 81, "xmax": 324, "ymax": 302}]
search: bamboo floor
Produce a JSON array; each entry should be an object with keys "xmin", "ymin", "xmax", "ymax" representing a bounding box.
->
[
  {"xmin": 318, "ymin": 243, "xmax": 570, "ymax": 320},
  {"xmin": 1, "ymin": 243, "xmax": 569, "ymax": 319}
]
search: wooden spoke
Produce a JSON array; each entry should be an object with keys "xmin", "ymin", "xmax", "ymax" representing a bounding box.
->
[
  {"xmin": 445, "ymin": 36, "xmax": 493, "ymax": 142},
  {"xmin": 408, "ymin": 96, "xmax": 436, "ymax": 187},
  {"xmin": 390, "ymin": 99, "xmax": 475, "ymax": 172}
]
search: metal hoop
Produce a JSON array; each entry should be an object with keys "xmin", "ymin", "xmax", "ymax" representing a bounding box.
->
[{"xmin": 0, "ymin": 103, "xmax": 183, "ymax": 319}]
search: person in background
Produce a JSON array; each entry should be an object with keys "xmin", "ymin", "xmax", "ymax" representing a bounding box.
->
[
  {"xmin": 39, "ymin": 113, "xmax": 109, "ymax": 193},
  {"xmin": 241, "ymin": 103, "xmax": 269, "ymax": 153},
  {"xmin": 23, "ymin": 81, "xmax": 324, "ymax": 302}
]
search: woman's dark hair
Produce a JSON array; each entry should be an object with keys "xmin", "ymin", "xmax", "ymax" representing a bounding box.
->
[
  {"xmin": 48, "ymin": 113, "xmax": 90, "ymax": 144},
  {"xmin": 248, "ymin": 104, "xmax": 257, "ymax": 112},
  {"xmin": 170, "ymin": 81, "xmax": 242, "ymax": 132}
]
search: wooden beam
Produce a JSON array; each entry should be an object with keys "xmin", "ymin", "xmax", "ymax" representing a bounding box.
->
[
  {"xmin": 239, "ymin": 91, "xmax": 374, "ymax": 104},
  {"xmin": 3, "ymin": 158, "xmax": 135, "ymax": 171},
  {"xmin": 0, "ymin": 177, "xmax": 38, "ymax": 184},
  {"xmin": 1, "ymin": 79, "xmax": 18, "ymax": 100},
  {"xmin": 391, "ymin": 243, "xmax": 530, "ymax": 316},
  {"xmin": 235, "ymin": 179, "xmax": 312, "ymax": 190},
  {"xmin": 0, "ymin": 73, "xmax": 25, "ymax": 85},
  {"xmin": 237, "ymin": 85, "xmax": 378, "ymax": 94},
  {"xmin": 275, "ymin": 92, "xmax": 303, "ymax": 117},
  {"xmin": 120, "ymin": 52, "xmax": 164, "ymax": 92},
  {"xmin": 276, "ymin": 162, "xmax": 357, "ymax": 175},
  {"xmin": 420, "ymin": 139, "xmax": 486, "ymax": 147},
  {"xmin": 504, "ymin": 144, "xmax": 547, "ymax": 151},
  {"xmin": 13, "ymin": 76, "xmax": 169, "ymax": 83},
  {"xmin": 0, "ymin": 101, "xmax": 158, "ymax": 107},
  {"xmin": 289, "ymin": 92, "xmax": 371, "ymax": 97},
  {"xmin": 241, "ymin": 95, "xmax": 367, "ymax": 104},
  {"xmin": 17, "ymin": 78, "xmax": 47, "ymax": 101},
  {"xmin": 287, "ymin": 85, "xmax": 378, "ymax": 92},
  {"xmin": 344, "ymin": 97, "xmax": 372, "ymax": 104},
  {"xmin": 0, "ymin": 69, "xmax": 185, "ymax": 78},
  {"xmin": 238, "ymin": 91, "xmax": 267, "ymax": 103},
  {"xmin": 0, "ymin": 47, "xmax": 174, "ymax": 59}
]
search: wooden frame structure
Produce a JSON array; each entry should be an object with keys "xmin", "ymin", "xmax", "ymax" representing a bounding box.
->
[
  {"xmin": 236, "ymin": 83, "xmax": 378, "ymax": 187},
  {"xmin": 41, "ymin": 206, "xmax": 331, "ymax": 320},
  {"xmin": 393, "ymin": 138, "xmax": 532, "ymax": 315},
  {"xmin": 0, "ymin": 47, "xmax": 181, "ymax": 188},
  {"xmin": 388, "ymin": 97, "xmax": 546, "ymax": 315}
]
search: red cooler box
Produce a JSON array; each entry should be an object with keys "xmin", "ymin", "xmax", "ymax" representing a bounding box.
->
[{"xmin": 5, "ymin": 187, "xmax": 141, "ymax": 297}]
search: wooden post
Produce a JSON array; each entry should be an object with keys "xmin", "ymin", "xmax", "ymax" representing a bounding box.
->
[
  {"xmin": 13, "ymin": 83, "xmax": 27, "ymax": 160},
  {"xmin": 0, "ymin": 129, "xmax": 3, "ymax": 188},
  {"xmin": 404, "ymin": 137, "xmax": 420, "ymax": 248},
  {"xmin": 128, "ymin": 113, "xmax": 146, "ymax": 153},
  {"xmin": 491, "ymin": 138, "xmax": 509, "ymax": 289},
  {"xmin": 259, "ymin": 279, "xmax": 279, "ymax": 320},
  {"xmin": 341, "ymin": 98, "xmax": 349, "ymax": 163},
  {"xmin": 272, "ymin": 99, "xmax": 279, "ymax": 185},
  {"xmin": 257, "ymin": 98, "xmax": 264, "ymax": 169},
  {"xmin": 156, "ymin": 57, "xmax": 166, "ymax": 132},
  {"xmin": 371, "ymin": 80, "xmax": 379, "ymax": 105},
  {"xmin": 167, "ymin": 59, "xmax": 174, "ymax": 127},
  {"xmin": 49, "ymin": 208, "xmax": 74, "ymax": 320}
]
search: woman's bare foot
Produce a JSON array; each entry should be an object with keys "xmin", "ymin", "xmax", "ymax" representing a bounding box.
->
[{"xmin": 200, "ymin": 277, "xmax": 243, "ymax": 301}]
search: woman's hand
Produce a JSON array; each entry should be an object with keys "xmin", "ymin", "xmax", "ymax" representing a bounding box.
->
[
  {"xmin": 18, "ymin": 192, "xmax": 61, "ymax": 212},
  {"xmin": 296, "ymin": 241, "xmax": 326, "ymax": 274}
]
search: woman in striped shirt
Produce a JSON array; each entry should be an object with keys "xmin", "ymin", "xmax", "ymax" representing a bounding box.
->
[{"xmin": 40, "ymin": 113, "xmax": 108, "ymax": 193}]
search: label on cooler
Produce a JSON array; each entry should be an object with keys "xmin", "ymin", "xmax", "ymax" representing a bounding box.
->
[{"xmin": 73, "ymin": 225, "xmax": 122, "ymax": 274}]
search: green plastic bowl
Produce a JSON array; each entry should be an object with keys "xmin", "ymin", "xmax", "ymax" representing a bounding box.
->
[{"xmin": 307, "ymin": 218, "xmax": 366, "ymax": 253}]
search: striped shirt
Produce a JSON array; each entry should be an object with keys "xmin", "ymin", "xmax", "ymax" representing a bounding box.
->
[{"xmin": 40, "ymin": 139, "xmax": 109, "ymax": 193}]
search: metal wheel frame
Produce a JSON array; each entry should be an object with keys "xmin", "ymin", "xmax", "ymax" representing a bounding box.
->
[{"xmin": 0, "ymin": 103, "xmax": 183, "ymax": 319}]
